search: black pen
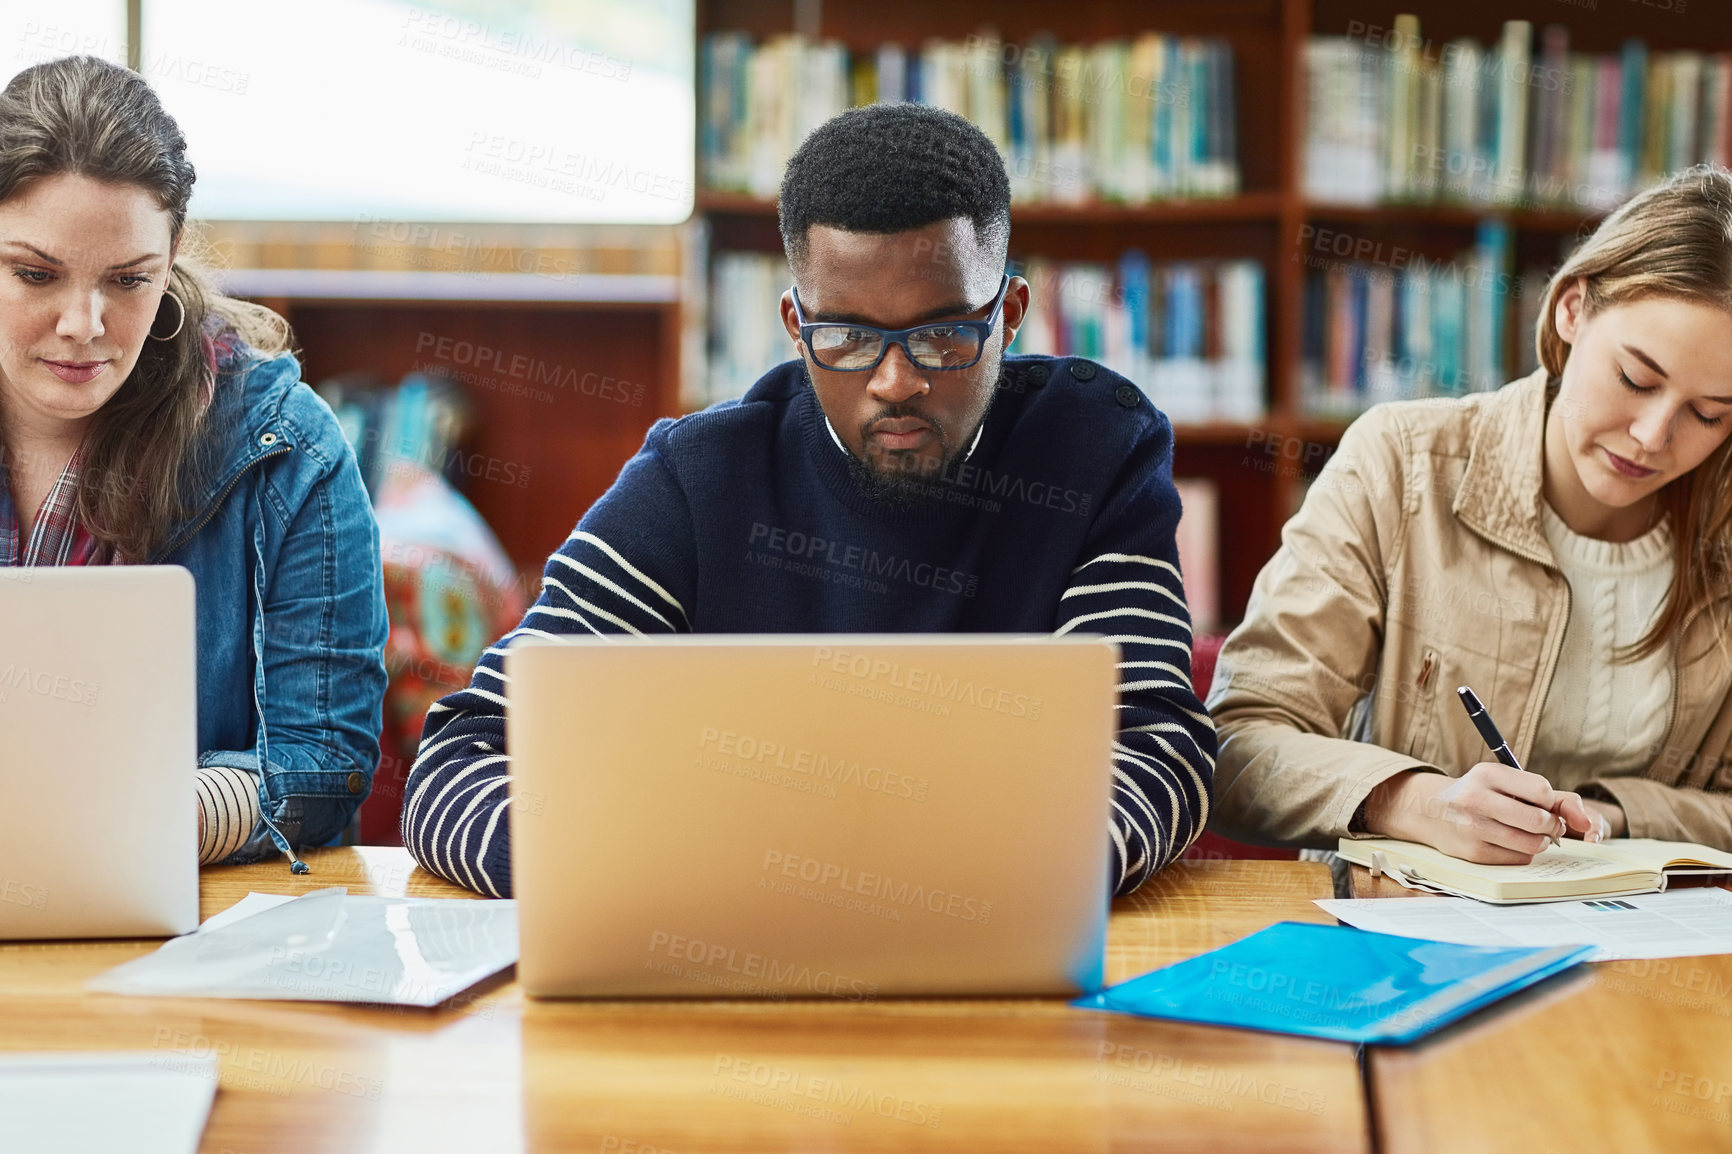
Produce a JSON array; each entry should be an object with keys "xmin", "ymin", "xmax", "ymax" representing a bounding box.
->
[
  {"xmin": 1457, "ymin": 685, "xmax": 1561, "ymax": 845},
  {"xmin": 1456, "ymin": 686, "xmax": 1523, "ymax": 770}
]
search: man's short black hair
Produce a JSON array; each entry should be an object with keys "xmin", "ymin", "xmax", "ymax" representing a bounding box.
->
[{"xmin": 778, "ymin": 102, "xmax": 1011, "ymax": 271}]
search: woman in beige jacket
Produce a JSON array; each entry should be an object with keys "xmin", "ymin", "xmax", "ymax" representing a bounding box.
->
[{"xmin": 1210, "ymin": 166, "xmax": 1732, "ymax": 863}]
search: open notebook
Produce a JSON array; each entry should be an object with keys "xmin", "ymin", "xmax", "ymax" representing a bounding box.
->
[{"xmin": 1337, "ymin": 837, "xmax": 1732, "ymax": 904}]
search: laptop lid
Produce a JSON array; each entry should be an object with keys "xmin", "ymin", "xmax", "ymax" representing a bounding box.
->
[
  {"xmin": 0, "ymin": 567, "xmax": 199, "ymax": 939},
  {"xmin": 508, "ymin": 635, "xmax": 1116, "ymax": 999}
]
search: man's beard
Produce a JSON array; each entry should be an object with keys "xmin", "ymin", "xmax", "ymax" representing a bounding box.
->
[
  {"xmin": 804, "ymin": 360, "xmax": 996, "ymax": 509},
  {"xmin": 844, "ymin": 409, "xmax": 956, "ymax": 509}
]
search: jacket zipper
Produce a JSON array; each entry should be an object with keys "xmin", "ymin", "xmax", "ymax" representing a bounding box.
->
[
  {"xmin": 1522, "ymin": 569, "xmax": 1570, "ymax": 768},
  {"xmin": 1657, "ymin": 600, "xmax": 1708, "ymax": 782},
  {"xmin": 153, "ymin": 444, "xmax": 290, "ymax": 562}
]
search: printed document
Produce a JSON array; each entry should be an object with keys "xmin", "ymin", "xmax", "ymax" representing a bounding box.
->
[{"xmin": 1316, "ymin": 888, "xmax": 1732, "ymax": 961}]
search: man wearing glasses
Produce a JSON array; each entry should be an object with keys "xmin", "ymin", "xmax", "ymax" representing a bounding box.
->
[{"xmin": 405, "ymin": 102, "xmax": 1215, "ymax": 899}]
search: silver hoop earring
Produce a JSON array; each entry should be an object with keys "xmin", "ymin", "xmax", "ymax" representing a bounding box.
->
[{"xmin": 148, "ymin": 290, "xmax": 186, "ymax": 341}]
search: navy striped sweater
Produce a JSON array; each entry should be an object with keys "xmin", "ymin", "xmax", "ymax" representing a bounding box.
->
[{"xmin": 403, "ymin": 355, "xmax": 1216, "ymax": 898}]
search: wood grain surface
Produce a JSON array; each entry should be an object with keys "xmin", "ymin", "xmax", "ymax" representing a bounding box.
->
[
  {"xmin": 1347, "ymin": 864, "xmax": 1732, "ymax": 1154},
  {"xmin": 0, "ymin": 851, "xmax": 1366, "ymax": 1153}
]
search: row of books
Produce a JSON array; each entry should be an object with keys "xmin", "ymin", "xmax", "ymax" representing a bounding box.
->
[
  {"xmin": 1012, "ymin": 256, "xmax": 1265, "ymax": 424},
  {"xmin": 704, "ymin": 250, "xmax": 795, "ymax": 406},
  {"xmin": 702, "ymin": 32, "xmax": 1240, "ymax": 204},
  {"xmin": 700, "ymin": 249, "xmax": 1266, "ymax": 424},
  {"xmin": 1305, "ymin": 18, "xmax": 1732, "ymax": 208},
  {"xmin": 1299, "ymin": 222, "xmax": 1525, "ymax": 415}
]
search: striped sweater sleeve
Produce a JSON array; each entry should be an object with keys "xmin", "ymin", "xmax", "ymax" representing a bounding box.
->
[
  {"xmin": 196, "ymin": 764, "xmax": 262, "ymax": 865},
  {"xmin": 401, "ymin": 437, "xmax": 694, "ymax": 896},
  {"xmin": 1057, "ymin": 416, "xmax": 1217, "ymax": 895}
]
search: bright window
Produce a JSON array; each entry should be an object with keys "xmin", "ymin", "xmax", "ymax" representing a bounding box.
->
[
  {"xmin": 3, "ymin": 3, "xmax": 127, "ymax": 72},
  {"xmin": 6, "ymin": 1, "xmax": 694, "ymax": 224}
]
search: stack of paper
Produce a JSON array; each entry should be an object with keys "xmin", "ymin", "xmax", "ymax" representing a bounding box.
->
[{"xmin": 89, "ymin": 888, "xmax": 518, "ymax": 1006}]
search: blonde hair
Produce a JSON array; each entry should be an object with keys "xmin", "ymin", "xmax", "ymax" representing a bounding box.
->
[
  {"xmin": 1536, "ymin": 164, "xmax": 1732, "ymax": 661},
  {"xmin": 0, "ymin": 56, "xmax": 291, "ymax": 562}
]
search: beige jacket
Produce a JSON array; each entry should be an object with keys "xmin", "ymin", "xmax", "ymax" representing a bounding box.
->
[{"xmin": 1208, "ymin": 370, "xmax": 1732, "ymax": 849}]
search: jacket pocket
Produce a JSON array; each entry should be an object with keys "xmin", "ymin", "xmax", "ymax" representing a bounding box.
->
[{"xmin": 1403, "ymin": 649, "xmax": 1440, "ymax": 760}]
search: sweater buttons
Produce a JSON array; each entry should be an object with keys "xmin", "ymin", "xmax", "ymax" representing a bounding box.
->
[
  {"xmin": 1025, "ymin": 363, "xmax": 1049, "ymax": 386},
  {"xmin": 346, "ymin": 771, "xmax": 365, "ymax": 794},
  {"xmin": 1069, "ymin": 359, "xmax": 1097, "ymax": 381},
  {"xmin": 1114, "ymin": 385, "xmax": 1141, "ymax": 409}
]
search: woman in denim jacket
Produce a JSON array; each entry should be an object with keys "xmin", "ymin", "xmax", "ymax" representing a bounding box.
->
[{"xmin": 0, "ymin": 57, "xmax": 387, "ymax": 870}]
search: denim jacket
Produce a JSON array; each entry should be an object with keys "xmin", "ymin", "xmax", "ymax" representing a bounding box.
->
[{"xmin": 154, "ymin": 348, "xmax": 388, "ymax": 866}]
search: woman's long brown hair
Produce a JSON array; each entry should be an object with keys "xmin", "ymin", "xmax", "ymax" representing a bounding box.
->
[{"xmin": 0, "ymin": 55, "xmax": 290, "ymax": 562}]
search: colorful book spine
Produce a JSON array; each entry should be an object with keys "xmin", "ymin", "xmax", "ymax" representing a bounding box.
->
[
  {"xmin": 1303, "ymin": 19, "xmax": 1732, "ymax": 210},
  {"xmin": 700, "ymin": 31, "xmax": 1241, "ymax": 204},
  {"xmin": 1172, "ymin": 478, "xmax": 1221, "ymax": 634},
  {"xmin": 1492, "ymin": 21, "xmax": 1531, "ymax": 205},
  {"xmin": 1619, "ymin": 37, "xmax": 1648, "ymax": 195},
  {"xmin": 1011, "ymin": 254, "xmax": 1266, "ymax": 423},
  {"xmin": 1302, "ymin": 37, "xmax": 1385, "ymax": 204},
  {"xmin": 1300, "ymin": 224, "xmax": 1512, "ymax": 417},
  {"xmin": 706, "ymin": 250, "xmax": 795, "ymax": 405}
]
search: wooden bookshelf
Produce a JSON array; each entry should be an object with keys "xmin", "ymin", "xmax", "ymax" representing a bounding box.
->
[
  {"xmin": 693, "ymin": 0, "xmax": 1728, "ymax": 625},
  {"xmin": 276, "ymin": 295, "xmax": 681, "ymax": 583},
  {"xmin": 207, "ymin": 223, "xmax": 684, "ymax": 583},
  {"xmin": 1304, "ymin": 201, "xmax": 1602, "ymax": 232}
]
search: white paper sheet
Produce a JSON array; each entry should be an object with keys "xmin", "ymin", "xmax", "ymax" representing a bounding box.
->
[
  {"xmin": 196, "ymin": 891, "xmax": 297, "ymax": 934},
  {"xmin": 89, "ymin": 888, "xmax": 519, "ymax": 1005},
  {"xmin": 1317, "ymin": 888, "xmax": 1732, "ymax": 961},
  {"xmin": 0, "ymin": 1053, "xmax": 217, "ymax": 1154}
]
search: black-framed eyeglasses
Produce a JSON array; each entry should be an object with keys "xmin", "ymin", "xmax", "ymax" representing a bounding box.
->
[{"xmin": 791, "ymin": 273, "xmax": 1011, "ymax": 372}]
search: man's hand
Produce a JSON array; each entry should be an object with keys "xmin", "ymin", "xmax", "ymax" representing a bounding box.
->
[{"xmin": 1362, "ymin": 764, "xmax": 1602, "ymax": 864}]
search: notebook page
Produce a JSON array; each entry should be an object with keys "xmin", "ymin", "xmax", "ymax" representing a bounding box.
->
[
  {"xmin": 1343, "ymin": 838, "xmax": 1646, "ymax": 890},
  {"xmin": 1587, "ymin": 838, "xmax": 1732, "ymax": 873}
]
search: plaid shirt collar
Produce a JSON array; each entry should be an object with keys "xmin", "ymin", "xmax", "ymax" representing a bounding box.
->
[{"xmin": 0, "ymin": 444, "xmax": 103, "ymax": 567}]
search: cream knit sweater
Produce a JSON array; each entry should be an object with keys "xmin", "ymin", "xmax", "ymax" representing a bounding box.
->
[{"xmin": 1530, "ymin": 504, "xmax": 1675, "ymax": 791}]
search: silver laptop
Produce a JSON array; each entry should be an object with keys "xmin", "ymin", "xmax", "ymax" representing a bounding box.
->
[
  {"xmin": 508, "ymin": 635, "xmax": 1117, "ymax": 999},
  {"xmin": 0, "ymin": 567, "xmax": 199, "ymax": 939}
]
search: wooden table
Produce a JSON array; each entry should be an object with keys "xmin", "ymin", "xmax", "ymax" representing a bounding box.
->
[
  {"xmin": 1349, "ymin": 866, "xmax": 1732, "ymax": 1154},
  {"xmin": 0, "ymin": 851, "xmax": 1367, "ymax": 1153}
]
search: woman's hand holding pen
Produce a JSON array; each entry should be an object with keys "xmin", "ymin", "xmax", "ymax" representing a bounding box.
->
[
  {"xmin": 1372, "ymin": 684, "xmax": 1610, "ymax": 862},
  {"xmin": 1363, "ymin": 764, "xmax": 1604, "ymax": 864}
]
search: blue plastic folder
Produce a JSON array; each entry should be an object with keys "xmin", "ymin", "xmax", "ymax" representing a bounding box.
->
[{"xmin": 1075, "ymin": 922, "xmax": 1592, "ymax": 1045}]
